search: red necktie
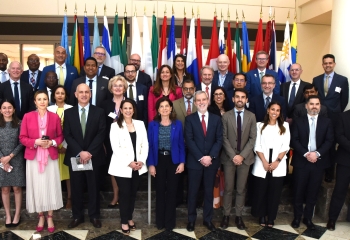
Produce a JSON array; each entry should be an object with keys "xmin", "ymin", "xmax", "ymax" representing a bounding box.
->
[
  {"xmin": 201, "ymin": 114, "xmax": 206, "ymax": 136},
  {"xmin": 205, "ymin": 86, "xmax": 209, "ymax": 101},
  {"xmin": 186, "ymin": 99, "xmax": 192, "ymax": 116}
]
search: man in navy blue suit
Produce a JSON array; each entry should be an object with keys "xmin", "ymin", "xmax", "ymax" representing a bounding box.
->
[
  {"xmin": 39, "ymin": 46, "xmax": 79, "ymax": 95},
  {"xmin": 245, "ymin": 51, "xmax": 280, "ymax": 99},
  {"xmin": 249, "ymin": 74, "xmax": 286, "ymax": 122},
  {"xmin": 226, "ymin": 73, "xmax": 247, "ymax": 109},
  {"xmin": 212, "ymin": 54, "xmax": 234, "ymax": 93},
  {"xmin": 185, "ymin": 91, "xmax": 223, "ymax": 232},
  {"xmin": 196, "ymin": 66, "xmax": 214, "ymax": 102},
  {"xmin": 20, "ymin": 54, "xmax": 42, "ymax": 91}
]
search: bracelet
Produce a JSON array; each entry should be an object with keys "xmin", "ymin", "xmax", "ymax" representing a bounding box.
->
[{"xmin": 276, "ymin": 158, "xmax": 282, "ymax": 162}]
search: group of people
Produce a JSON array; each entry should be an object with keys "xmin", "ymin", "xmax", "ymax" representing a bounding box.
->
[{"xmin": 0, "ymin": 47, "xmax": 348, "ymax": 234}]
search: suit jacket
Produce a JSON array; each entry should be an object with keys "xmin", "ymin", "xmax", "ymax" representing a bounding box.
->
[
  {"xmin": 312, "ymin": 72, "xmax": 349, "ymax": 118},
  {"xmin": 19, "ymin": 111, "xmax": 63, "ymax": 160},
  {"xmin": 245, "ymin": 69, "xmax": 280, "ymax": 99},
  {"xmin": 280, "ymin": 80, "xmax": 310, "ymax": 118},
  {"xmin": 173, "ymin": 97, "xmax": 197, "ymax": 129},
  {"xmin": 212, "ymin": 71, "xmax": 234, "ymax": 92},
  {"xmin": 123, "ymin": 82, "xmax": 148, "ymax": 125},
  {"xmin": 118, "ymin": 70, "xmax": 153, "ymax": 90},
  {"xmin": 63, "ymin": 104, "xmax": 106, "ymax": 167},
  {"xmin": 221, "ymin": 109, "xmax": 257, "ymax": 166},
  {"xmin": 80, "ymin": 64, "xmax": 115, "ymax": 80},
  {"xmin": 293, "ymin": 103, "xmax": 328, "ymax": 119},
  {"xmin": 69, "ymin": 76, "xmax": 112, "ymax": 108},
  {"xmin": 39, "ymin": 64, "xmax": 79, "ymax": 95},
  {"xmin": 335, "ymin": 110, "xmax": 350, "ymax": 166},
  {"xmin": 0, "ymin": 80, "xmax": 35, "ymax": 119},
  {"xmin": 20, "ymin": 70, "xmax": 42, "ymax": 91},
  {"xmin": 108, "ymin": 120, "xmax": 148, "ymax": 178},
  {"xmin": 147, "ymin": 120, "xmax": 185, "ymax": 166},
  {"xmin": 185, "ymin": 112, "xmax": 223, "ymax": 170},
  {"xmin": 291, "ymin": 115, "xmax": 334, "ymax": 169},
  {"xmin": 248, "ymin": 93, "xmax": 287, "ymax": 122}
]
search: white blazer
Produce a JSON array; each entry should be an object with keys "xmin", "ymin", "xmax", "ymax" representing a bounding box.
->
[
  {"xmin": 108, "ymin": 119, "xmax": 149, "ymax": 178},
  {"xmin": 47, "ymin": 104, "xmax": 73, "ymax": 148},
  {"xmin": 252, "ymin": 122, "xmax": 290, "ymax": 178}
]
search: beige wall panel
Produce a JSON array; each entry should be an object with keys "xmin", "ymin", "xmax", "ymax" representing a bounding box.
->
[{"xmin": 300, "ymin": 0, "xmax": 332, "ymax": 23}]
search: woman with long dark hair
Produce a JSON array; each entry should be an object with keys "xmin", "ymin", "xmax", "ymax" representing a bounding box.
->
[
  {"xmin": 208, "ymin": 87, "xmax": 231, "ymax": 116},
  {"xmin": 172, "ymin": 54, "xmax": 193, "ymax": 87}
]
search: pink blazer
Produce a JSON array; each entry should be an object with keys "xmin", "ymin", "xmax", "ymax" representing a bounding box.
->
[
  {"xmin": 148, "ymin": 86, "xmax": 183, "ymax": 122},
  {"xmin": 19, "ymin": 111, "xmax": 64, "ymax": 160}
]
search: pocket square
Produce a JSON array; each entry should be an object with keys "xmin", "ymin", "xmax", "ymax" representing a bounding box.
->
[
  {"xmin": 102, "ymin": 76, "xmax": 109, "ymax": 79},
  {"xmin": 100, "ymin": 86, "xmax": 105, "ymax": 90},
  {"xmin": 70, "ymin": 72, "xmax": 74, "ymax": 75}
]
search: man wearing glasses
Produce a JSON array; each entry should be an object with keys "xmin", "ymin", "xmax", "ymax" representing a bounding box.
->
[
  {"xmin": 227, "ymin": 73, "xmax": 247, "ymax": 109},
  {"xmin": 20, "ymin": 54, "xmax": 42, "ymax": 91},
  {"xmin": 245, "ymin": 51, "xmax": 280, "ymax": 99}
]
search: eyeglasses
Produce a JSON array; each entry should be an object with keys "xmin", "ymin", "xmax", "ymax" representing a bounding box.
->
[
  {"xmin": 28, "ymin": 59, "xmax": 39, "ymax": 63},
  {"xmin": 257, "ymin": 58, "xmax": 268, "ymax": 61},
  {"xmin": 94, "ymin": 52, "xmax": 106, "ymax": 56},
  {"xmin": 234, "ymin": 79, "xmax": 245, "ymax": 83},
  {"xmin": 125, "ymin": 70, "xmax": 136, "ymax": 74},
  {"xmin": 183, "ymin": 87, "xmax": 194, "ymax": 92},
  {"xmin": 261, "ymin": 82, "xmax": 275, "ymax": 85},
  {"xmin": 130, "ymin": 59, "xmax": 141, "ymax": 63},
  {"xmin": 113, "ymin": 84, "xmax": 124, "ymax": 88},
  {"xmin": 214, "ymin": 92, "xmax": 224, "ymax": 96}
]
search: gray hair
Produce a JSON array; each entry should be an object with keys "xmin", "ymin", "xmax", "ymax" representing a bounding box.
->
[
  {"xmin": 194, "ymin": 90, "xmax": 208, "ymax": 101},
  {"xmin": 200, "ymin": 65, "xmax": 214, "ymax": 76}
]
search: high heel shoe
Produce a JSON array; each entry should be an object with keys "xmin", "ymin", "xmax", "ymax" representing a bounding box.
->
[
  {"xmin": 36, "ymin": 213, "xmax": 45, "ymax": 232},
  {"xmin": 121, "ymin": 224, "xmax": 130, "ymax": 235},
  {"xmin": 47, "ymin": 214, "xmax": 55, "ymax": 233},
  {"xmin": 128, "ymin": 222, "xmax": 136, "ymax": 231},
  {"xmin": 11, "ymin": 217, "xmax": 21, "ymax": 227}
]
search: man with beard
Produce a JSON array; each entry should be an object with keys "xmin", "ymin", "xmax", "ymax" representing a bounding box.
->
[
  {"xmin": 20, "ymin": 54, "xmax": 42, "ymax": 91},
  {"xmin": 0, "ymin": 53, "xmax": 9, "ymax": 82},
  {"xmin": 291, "ymin": 96, "xmax": 333, "ymax": 230},
  {"xmin": 220, "ymin": 88, "xmax": 257, "ymax": 230},
  {"xmin": 227, "ymin": 73, "xmax": 247, "ymax": 109}
]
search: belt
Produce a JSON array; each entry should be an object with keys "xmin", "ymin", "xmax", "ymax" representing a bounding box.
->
[{"xmin": 159, "ymin": 150, "xmax": 171, "ymax": 155}]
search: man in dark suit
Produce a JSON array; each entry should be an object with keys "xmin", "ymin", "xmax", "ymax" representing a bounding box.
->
[
  {"xmin": 195, "ymin": 66, "xmax": 214, "ymax": 101},
  {"xmin": 227, "ymin": 73, "xmax": 247, "ymax": 109},
  {"xmin": 0, "ymin": 61, "xmax": 35, "ymax": 119},
  {"xmin": 123, "ymin": 64, "xmax": 148, "ymax": 125},
  {"xmin": 280, "ymin": 63, "xmax": 310, "ymax": 123},
  {"xmin": 20, "ymin": 54, "xmax": 42, "ymax": 91},
  {"xmin": 80, "ymin": 46, "xmax": 115, "ymax": 80},
  {"xmin": 70, "ymin": 57, "xmax": 112, "ymax": 108},
  {"xmin": 185, "ymin": 91, "xmax": 223, "ymax": 232},
  {"xmin": 291, "ymin": 96, "xmax": 334, "ymax": 230},
  {"xmin": 312, "ymin": 54, "xmax": 349, "ymax": 182},
  {"xmin": 64, "ymin": 83, "xmax": 106, "ymax": 229},
  {"xmin": 39, "ymin": 46, "xmax": 79, "ymax": 95},
  {"xmin": 211, "ymin": 54, "xmax": 234, "ymax": 93},
  {"xmin": 43, "ymin": 71, "xmax": 58, "ymax": 105},
  {"xmin": 245, "ymin": 51, "xmax": 280, "ymax": 99},
  {"xmin": 249, "ymin": 74, "xmax": 287, "ymax": 122},
  {"xmin": 0, "ymin": 53, "xmax": 9, "ymax": 83}
]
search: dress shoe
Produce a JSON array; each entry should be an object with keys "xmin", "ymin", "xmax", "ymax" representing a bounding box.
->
[
  {"xmin": 327, "ymin": 220, "xmax": 335, "ymax": 231},
  {"xmin": 291, "ymin": 218, "xmax": 300, "ymax": 228},
  {"xmin": 303, "ymin": 218, "xmax": 315, "ymax": 230},
  {"xmin": 36, "ymin": 213, "xmax": 45, "ymax": 232},
  {"xmin": 68, "ymin": 218, "xmax": 84, "ymax": 229},
  {"xmin": 220, "ymin": 215, "xmax": 230, "ymax": 229},
  {"xmin": 203, "ymin": 221, "xmax": 216, "ymax": 232},
  {"xmin": 107, "ymin": 202, "xmax": 118, "ymax": 208},
  {"xmin": 235, "ymin": 216, "xmax": 246, "ymax": 230},
  {"xmin": 186, "ymin": 222, "xmax": 195, "ymax": 232},
  {"xmin": 47, "ymin": 215, "xmax": 55, "ymax": 233},
  {"xmin": 267, "ymin": 220, "xmax": 274, "ymax": 228},
  {"xmin": 259, "ymin": 217, "xmax": 266, "ymax": 227},
  {"xmin": 5, "ymin": 223, "xmax": 12, "ymax": 228},
  {"xmin": 324, "ymin": 177, "xmax": 332, "ymax": 183},
  {"xmin": 128, "ymin": 223, "xmax": 136, "ymax": 231},
  {"xmin": 90, "ymin": 218, "xmax": 102, "ymax": 228},
  {"xmin": 11, "ymin": 217, "xmax": 21, "ymax": 228}
]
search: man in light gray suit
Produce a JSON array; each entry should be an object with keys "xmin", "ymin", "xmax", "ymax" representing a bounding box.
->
[{"xmin": 220, "ymin": 88, "xmax": 257, "ymax": 230}]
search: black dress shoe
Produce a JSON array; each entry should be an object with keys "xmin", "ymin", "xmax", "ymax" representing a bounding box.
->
[
  {"xmin": 235, "ymin": 216, "xmax": 246, "ymax": 230},
  {"xmin": 107, "ymin": 203, "xmax": 118, "ymax": 208},
  {"xmin": 220, "ymin": 215, "xmax": 229, "ymax": 229},
  {"xmin": 303, "ymin": 218, "xmax": 315, "ymax": 230},
  {"xmin": 327, "ymin": 220, "xmax": 335, "ymax": 231},
  {"xmin": 291, "ymin": 218, "xmax": 300, "ymax": 228},
  {"xmin": 186, "ymin": 222, "xmax": 195, "ymax": 232},
  {"xmin": 90, "ymin": 218, "xmax": 102, "ymax": 228},
  {"xmin": 68, "ymin": 218, "xmax": 84, "ymax": 228},
  {"xmin": 5, "ymin": 223, "xmax": 12, "ymax": 228},
  {"xmin": 11, "ymin": 217, "xmax": 21, "ymax": 227},
  {"xmin": 203, "ymin": 221, "xmax": 216, "ymax": 232}
]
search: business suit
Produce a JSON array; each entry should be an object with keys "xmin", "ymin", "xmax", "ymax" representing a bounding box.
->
[
  {"xmin": 119, "ymin": 70, "xmax": 153, "ymax": 90},
  {"xmin": 39, "ymin": 63, "xmax": 79, "ymax": 95},
  {"xmin": 245, "ymin": 69, "xmax": 280, "ymax": 99},
  {"xmin": 69, "ymin": 76, "xmax": 112, "ymax": 108},
  {"xmin": 0, "ymin": 80, "xmax": 35, "ymax": 119},
  {"xmin": 63, "ymin": 104, "xmax": 106, "ymax": 221},
  {"xmin": 291, "ymin": 115, "xmax": 334, "ymax": 220},
  {"xmin": 221, "ymin": 109, "xmax": 257, "ymax": 217},
  {"xmin": 80, "ymin": 64, "xmax": 115, "ymax": 80},
  {"xmin": 293, "ymin": 103, "xmax": 328, "ymax": 119},
  {"xmin": 185, "ymin": 112, "xmax": 223, "ymax": 223},
  {"xmin": 20, "ymin": 70, "xmax": 42, "ymax": 91},
  {"xmin": 124, "ymin": 82, "xmax": 148, "ymax": 125},
  {"xmin": 280, "ymin": 80, "xmax": 310, "ymax": 118},
  {"xmin": 248, "ymin": 93, "xmax": 287, "ymax": 122},
  {"xmin": 173, "ymin": 97, "xmax": 197, "ymax": 129},
  {"xmin": 212, "ymin": 71, "xmax": 234, "ymax": 93}
]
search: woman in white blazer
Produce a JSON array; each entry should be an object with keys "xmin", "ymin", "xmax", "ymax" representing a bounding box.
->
[
  {"xmin": 47, "ymin": 85, "xmax": 73, "ymax": 209},
  {"xmin": 108, "ymin": 99, "xmax": 148, "ymax": 235},
  {"xmin": 251, "ymin": 101, "xmax": 290, "ymax": 228}
]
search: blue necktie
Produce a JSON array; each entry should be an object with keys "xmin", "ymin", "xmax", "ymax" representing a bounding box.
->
[
  {"xmin": 264, "ymin": 96, "xmax": 271, "ymax": 109},
  {"xmin": 288, "ymin": 83, "xmax": 296, "ymax": 107},
  {"xmin": 13, "ymin": 82, "xmax": 20, "ymax": 112}
]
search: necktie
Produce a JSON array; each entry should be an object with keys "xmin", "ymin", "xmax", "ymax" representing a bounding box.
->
[
  {"xmin": 237, "ymin": 111, "xmax": 242, "ymax": 151},
  {"xmin": 264, "ymin": 96, "xmax": 271, "ymax": 109},
  {"xmin": 1, "ymin": 72, "xmax": 6, "ymax": 83},
  {"xmin": 30, "ymin": 72, "xmax": 36, "ymax": 88},
  {"xmin": 205, "ymin": 86, "xmax": 209, "ymax": 101},
  {"xmin": 129, "ymin": 84, "xmax": 134, "ymax": 100},
  {"xmin": 13, "ymin": 82, "xmax": 20, "ymax": 112},
  {"xmin": 288, "ymin": 83, "xmax": 296, "ymax": 107},
  {"xmin": 186, "ymin": 99, "xmax": 192, "ymax": 116},
  {"xmin": 201, "ymin": 114, "xmax": 206, "ymax": 136},
  {"xmin": 48, "ymin": 89, "xmax": 53, "ymax": 105},
  {"xmin": 259, "ymin": 71, "xmax": 265, "ymax": 81},
  {"xmin": 88, "ymin": 79, "xmax": 93, "ymax": 105},
  {"xmin": 98, "ymin": 66, "xmax": 102, "ymax": 76},
  {"xmin": 310, "ymin": 117, "xmax": 316, "ymax": 151},
  {"xmin": 81, "ymin": 107, "xmax": 86, "ymax": 138},
  {"xmin": 324, "ymin": 75, "xmax": 329, "ymax": 96},
  {"xmin": 59, "ymin": 66, "xmax": 64, "ymax": 85}
]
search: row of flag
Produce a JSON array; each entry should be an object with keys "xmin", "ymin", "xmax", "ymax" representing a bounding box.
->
[{"xmin": 60, "ymin": 9, "xmax": 298, "ymax": 84}]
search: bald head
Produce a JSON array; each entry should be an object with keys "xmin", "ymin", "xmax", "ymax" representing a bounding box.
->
[
  {"xmin": 75, "ymin": 83, "xmax": 91, "ymax": 106},
  {"xmin": 289, "ymin": 63, "xmax": 303, "ymax": 82},
  {"xmin": 129, "ymin": 53, "xmax": 141, "ymax": 70},
  {"xmin": 217, "ymin": 54, "xmax": 230, "ymax": 74},
  {"xmin": 0, "ymin": 53, "xmax": 8, "ymax": 71},
  {"xmin": 54, "ymin": 46, "xmax": 67, "ymax": 65}
]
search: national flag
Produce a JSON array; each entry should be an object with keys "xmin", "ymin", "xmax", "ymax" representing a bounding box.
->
[
  {"xmin": 143, "ymin": 15, "xmax": 153, "ymax": 80},
  {"xmin": 60, "ymin": 13, "xmax": 70, "ymax": 65},
  {"xmin": 232, "ymin": 21, "xmax": 241, "ymax": 74},
  {"xmin": 102, "ymin": 15, "xmax": 112, "ymax": 67},
  {"xmin": 241, "ymin": 21, "xmax": 251, "ymax": 73},
  {"xmin": 205, "ymin": 16, "xmax": 219, "ymax": 71},
  {"xmin": 121, "ymin": 16, "xmax": 128, "ymax": 66},
  {"xmin": 269, "ymin": 20, "xmax": 277, "ymax": 71},
  {"xmin": 250, "ymin": 18, "xmax": 263, "ymax": 70},
  {"xmin": 218, "ymin": 19, "xmax": 225, "ymax": 54},
  {"xmin": 92, "ymin": 14, "xmax": 100, "ymax": 55},
  {"xmin": 151, "ymin": 14, "xmax": 159, "ymax": 81},
  {"xmin": 196, "ymin": 17, "xmax": 204, "ymax": 81},
  {"xmin": 158, "ymin": 16, "xmax": 167, "ymax": 68},
  {"xmin": 186, "ymin": 17, "xmax": 199, "ymax": 85},
  {"xmin": 180, "ymin": 17, "xmax": 187, "ymax": 55},
  {"xmin": 226, "ymin": 21, "xmax": 233, "ymax": 72},
  {"xmin": 70, "ymin": 15, "xmax": 84, "ymax": 74},
  {"xmin": 111, "ymin": 14, "xmax": 124, "ymax": 74},
  {"xmin": 291, "ymin": 21, "xmax": 298, "ymax": 64},
  {"xmin": 167, "ymin": 15, "xmax": 177, "ymax": 67},
  {"xmin": 131, "ymin": 16, "xmax": 143, "ymax": 70},
  {"xmin": 83, "ymin": 15, "xmax": 91, "ymax": 61},
  {"xmin": 278, "ymin": 20, "xmax": 292, "ymax": 83},
  {"xmin": 263, "ymin": 20, "xmax": 271, "ymax": 67}
]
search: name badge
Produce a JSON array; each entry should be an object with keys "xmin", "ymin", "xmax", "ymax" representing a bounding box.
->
[
  {"xmin": 138, "ymin": 95, "xmax": 144, "ymax": 101},
  {"xmin": 335, "ymin": 87, "xmax": 341, "ymax": 93},
  {"xmin": 108, "ymin": 112, "xmax": 117, "ymax": 119}
]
